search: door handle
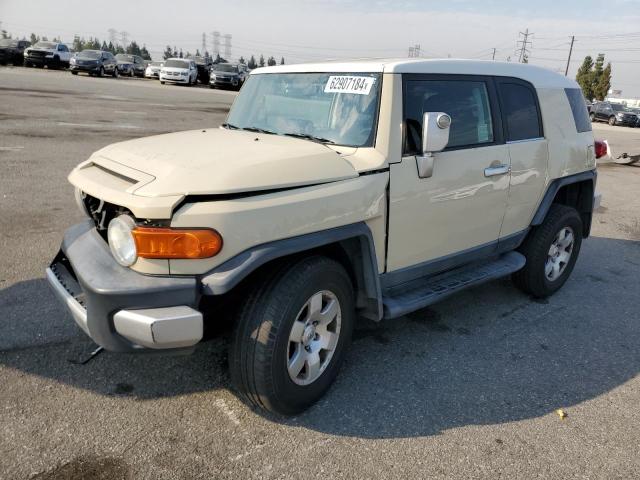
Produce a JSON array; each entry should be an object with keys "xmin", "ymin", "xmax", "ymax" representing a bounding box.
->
[{"xmin": 484, "ymin": 164, "xmax": 510, "ymax": 177}]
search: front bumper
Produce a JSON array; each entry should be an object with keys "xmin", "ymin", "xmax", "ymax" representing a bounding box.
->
[
  {"xmin": 161, "ymin": 74, "xmax": 189, "ymax": 83},
  {"xmin": 69, "ymin": 64, "xmax": 100, "ymax": 73},
  {"xmin": 47, "ymin": 221, "xmax": 202, "ymax": 352},
  {"xmin": 210, "ymin": 77, "xmax": 239, "ymax": 87}
]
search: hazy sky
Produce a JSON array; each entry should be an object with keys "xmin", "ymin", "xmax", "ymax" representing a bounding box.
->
[{"xmin": 2, "ymin": 0, "xmax": 640, "ymax": 96}]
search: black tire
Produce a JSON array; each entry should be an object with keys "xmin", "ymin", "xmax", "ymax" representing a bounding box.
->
[
  {"xmin": 229, "ymin": 256, "xmax": 355, "ymax": 415},
  {"xmin": 512, "ymin": 204, "xmax": 583, "ymax": 298},
  {"xmin": 97, "ymin": 66, "xmax": 104, "ymax": 77},
  {"xmin": 589, "ymin": 112, "xmax": 596, "ymax": 122},
  {"xmin": 71, "ymin": 71, "xmax": 78, "ymax": 75},
  {"xmin": 113, "ymin": 67, "xmax": 119, "ymax": 78},
  {"xmin": 608, "ymin": 116, "xmax": 616, "ymax": 126},
  {"xmin": 160, "ymin": 80, "xmax": 165, "ymax": 85}
]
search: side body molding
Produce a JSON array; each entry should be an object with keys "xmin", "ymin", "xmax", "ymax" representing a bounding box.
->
[{"xmin": 200, "ymin": 222, "xmax": 383, "ymax": 321}]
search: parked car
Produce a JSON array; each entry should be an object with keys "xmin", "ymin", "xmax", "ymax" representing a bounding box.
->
[
  {"xmin": 24, "ymin": 41, "xmax": 72, "ymax": 69},
  {"xmin": 209, "ymin": 62, "xmax": 247, "ymax": 90},
  {"xmin": 115, "ymin": 54, "xmax": 145, "ymax": 77},
  {"xmin": 159, "ymin": 58, "xmax": 198, "ymax": 85},
  {"xmin": 0, "ymin": 38, "xmax": 30, "ymax": 65},
  {"xmin": 69, "ymin": 50, "xmax": 119, "ymax": 77},
  {"xmin": 627, "ymin": 107, "xmax": 640, "ymax": 127},
  {"xmin": 144, "ymin": 61, "xmax": 163, "ymax": 79},
  {"xmin": 590, "ymin": 101, "xmax": 637, "ymax": 126},
  {"xmin": 192, "ymin": 55, "xmax": 213, "ymax": 84},
  {"xmin": 47, "ymin": 59, "xmax": 602, "ymax": 415}
]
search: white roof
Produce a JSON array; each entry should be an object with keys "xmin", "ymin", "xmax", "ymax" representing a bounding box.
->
[{"xmin": 253, "ymin": 58, "xmax": 577, "ymax": 89}]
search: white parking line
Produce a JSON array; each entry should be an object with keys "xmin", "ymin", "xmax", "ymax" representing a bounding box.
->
[
  {"xmin": 0, "ymin": 146, "xmax": 24, "ymax": 151},
  {"xmin": 57, "ymin": 122, "xmax": 141, "ymax": 129}
]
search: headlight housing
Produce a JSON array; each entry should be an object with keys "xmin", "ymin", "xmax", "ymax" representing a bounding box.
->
[{"xmin": 108, "ymin": 215, "xmax": 138, "ymax": 267}]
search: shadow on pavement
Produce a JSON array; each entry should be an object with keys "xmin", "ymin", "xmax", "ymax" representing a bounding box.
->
[{"xmin": 1, "ymin": 236, "xmax": 639, "ymax": 439}]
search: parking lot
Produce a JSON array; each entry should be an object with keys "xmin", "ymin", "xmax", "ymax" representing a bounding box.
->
[{"xmin": 1, "ymin": 66, "xmax": 639, "ymax": 479}]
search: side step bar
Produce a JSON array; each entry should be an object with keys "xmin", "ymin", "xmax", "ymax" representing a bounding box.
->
[{"xmin": 382, "ymin": 252, "xmax": 526, "ymax": 319}]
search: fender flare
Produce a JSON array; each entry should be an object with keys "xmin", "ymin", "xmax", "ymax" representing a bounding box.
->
[
  {"xmin": 200, "ymin": 222, "xmax": 383, "ymax": 320},
  {"xmin": 531, "ymin": 169, "xmax": 597, "ymax": 233}
]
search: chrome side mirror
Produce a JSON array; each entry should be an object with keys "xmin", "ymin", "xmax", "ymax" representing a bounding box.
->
[{"xmin": 416, "ymin": 112, "xmax": 451, "ymax": 178}]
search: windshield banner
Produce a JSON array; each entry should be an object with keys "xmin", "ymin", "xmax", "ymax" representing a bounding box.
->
[{"xmin": 324, "ymin": 76, "xmax": 375, "ymax": 95}]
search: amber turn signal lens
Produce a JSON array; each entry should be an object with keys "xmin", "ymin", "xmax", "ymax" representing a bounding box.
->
[{"xmin": 132, "ymin": 227, "xmax": 222, "ymax": 259}]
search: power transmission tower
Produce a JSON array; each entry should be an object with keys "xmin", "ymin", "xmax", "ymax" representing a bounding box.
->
[
  {"xmin": 201, "ymin": 33, "xmax": 206, "ymax": 56},
  {"xmin": 212, "ymin": 31, "xmax": 220, "ymax": 57},
  {"xmin": 565, "ymin": 35, "xmax": 575, "ymax": 76},
  {"xmin": 516, "ymin": 28, "xmax": 533, "ymax": 63},
  {"xmin": 108, "ymin": 28, "xmax": 118, "ymax": 45},
  {"xmin": 120, "ymin": 31, "xmax": 129, "ymax": 49},
  {"xmin": 408, "ymin": 44, "xmax": 421, "ymax": 58},
  {"xmin": 223, "ymin": 34, "xmax": 232, "ymax": 60}
]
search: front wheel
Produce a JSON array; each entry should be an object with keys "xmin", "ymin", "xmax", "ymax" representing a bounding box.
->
[
  {"xmin": 113, "ymin": 67, "xmax": 119, "ymax": 78},
  {"xmin": 512, "ymin": 204, "xmax": 583, "ymax": 298},
  {"xmin": 229, "ymin": 256, "xmax": 355, "ymax": 415},
  {"xmin": 589, "ymin": 112, "xmax": 596, "ymax": 122},
  {"xmin": 609, "ymin": 116, "xmax": 617, "ymax": 126},
  {"xmin": 97, "ymin": 66, "xmax": 104, "ymax": 77}
]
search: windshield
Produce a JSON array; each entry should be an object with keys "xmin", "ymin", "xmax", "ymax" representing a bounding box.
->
[
  {"xmin": 148, "ymin": 62, "xmax": 162, "ymax": 67},
  {"xmin": 214, "ymin": 64, "xmax": 238, "ymax": 73},
  {"xmin": 0, "ymin": 39, "xmax": 17, "ymax": 47},
  {"xmin": 34, "ymin": 41, "xmax": 56, "ymax": 49},
  {"xmin": 78, "ymin": 50, "xmax": 101, "ymax": 59},
  {"xmin": 611, "ymin": 104, "xmax": 625, "ymax": 112},
  {"xmin": 226, "ymin": 73, "xmax": 381, "ymax": 147},
  {"xmin": 165, "ymin": 59, "xmax": 189, "ymax": 68},
  {"xmin": 116, "ymin": 54, "xmax": 134, "ymax": 62}
]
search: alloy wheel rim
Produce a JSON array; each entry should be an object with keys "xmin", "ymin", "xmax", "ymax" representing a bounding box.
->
[
  {"xmin": 545, "ymin": 226, "xmax": 574, "ymax": 281},
  {"xmin": 287, "ymin": 290, "xmax": 341, "ymax": 386}
]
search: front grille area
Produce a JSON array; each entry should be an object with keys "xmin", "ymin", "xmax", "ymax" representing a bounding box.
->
[{"xmin": 81, "ymin": 192, "xmax": 132, "ymax": 239}]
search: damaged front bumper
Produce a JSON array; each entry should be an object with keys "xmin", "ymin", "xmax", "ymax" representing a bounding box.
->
[{"xmin": 47, "ymin": 221, "xmax": 203, "ymax": 352}]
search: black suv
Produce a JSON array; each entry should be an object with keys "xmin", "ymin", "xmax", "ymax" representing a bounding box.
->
[
  {"xmin": 192, "ymin": 56, "xmax": 213, "ymax": 84},
  {"xmin": 115, "ymin": 54, "xmax": 146, "ymax": 77},
  {"xmin": 70, "ymin": 50, "xmax": 118, "ymax": 77},
  {"xmin": 0, "ymin": 39, "xmax": 30, "ymax": 65},
  {"xmin": 590, "ymin": 101, "xmax": 637, "ymax": 126}
]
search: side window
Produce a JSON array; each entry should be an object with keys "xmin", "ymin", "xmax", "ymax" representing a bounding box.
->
[
  {"xmin": 564, "ymin": 88, "xmax": 592, "ymax": 133},
  {"xmin": 498, "ymin": 82, "xmax": 542, "ymax": 142},
  {"xmin": 404, "ymin": 79, "xmax": 494, "ymax": 153}
]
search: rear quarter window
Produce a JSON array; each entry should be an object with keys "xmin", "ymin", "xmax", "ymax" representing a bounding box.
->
[
  {"xmin": 498, "ymin": 82, "xmax": 543, "ymax": 142},
  {"xmin": 565, "ymin": 88, "xmax": 592, "ymax": 133}
]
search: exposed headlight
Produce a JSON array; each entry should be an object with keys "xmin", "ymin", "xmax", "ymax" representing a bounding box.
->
[
  {"xmin": 181, "ymin": 71, "xmax": 187, "ymax": 76},
  {"xmin": 108, "ymin": 215, "xmax": 138, "ymax": 267}
]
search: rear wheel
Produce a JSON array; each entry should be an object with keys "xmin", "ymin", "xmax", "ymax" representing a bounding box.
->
[
  {"xmin": 512, "ymin": 204, "xmax": 583, "ymax": 298},
  {"xmin": 609, "ymin": 116, "xmax": 617, "ymax": 126},
  {"xmin": 97, "ymin": 66, "xmax": 104, "ymax": 77},
  {"xmin": 112, "ymin": 67, "xmax": 119, "ymax": 78},
  {"xmin": 229, "ymin": 256, "xmax": 355, "ymax": 415},
  {"xmin": 589, "ymin": 112, "xmax": 596, "ymax": 122}
]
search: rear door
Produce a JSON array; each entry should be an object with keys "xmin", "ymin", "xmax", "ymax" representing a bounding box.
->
[{"xmin": 495, "ymin": 78, "xmax": 548, "ymax": 238}]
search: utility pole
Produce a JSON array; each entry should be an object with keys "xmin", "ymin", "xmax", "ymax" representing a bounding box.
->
[
  {"xmin": 120, "ymin": 31, "xmax": 129, "ymax": 49},
  {"xmin": 517, "ymin": 28, "xmax": 533, "ymax": 63},
  {"xmin": 565, "ymin": 35, "xmax": 575, "ymax": 76},
  {"xmin": 108, "ymin": 28, "xmax": 118, "ymax": 45},
  {"xmin": 492, "ymin": 48, "xmax": 496, "ymax": 60}
]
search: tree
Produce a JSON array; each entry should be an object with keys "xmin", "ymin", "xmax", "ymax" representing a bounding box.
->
[
  {"xmin": 1, "ymin": 30, "xmax": 11, "ymax": 39},
  {"xmin": 140, "ymin": 45, "xmax": 151, "ymax": 60},
  {"xmin": 280, "ymin": 57, "xmax": 285, "ymax": 65},
  {"xmin": 179, "ymin": 48, "xmax": 183, "ymax": 58},
  {"xmin": 267, "ymin": 56, "xmax": 276, "ymax": 66},
  {"xmin": 73, "ymin": 36, "xmax": 83, "ymax": 52},
  {"xmin": 195, "ymin": 49, "xmax": 201, "ymax": 57},
  {"xmin": 595, "ymin": 62, "xmax": 612, "ymax": 101},
  {"xmin": 522, "ymin": 53, "xmax": 528, "ymax": 64},
  {"xmin": 30, "ymin": 33, "xmax": 40, "ymax": 44},
  {"xmin": 575, "ymin": 54, "xmax": 612, "ymax": 101},
  {"xmin": 576, "ymin": 56, "xmax": 595, "ymax": 101},
  {"xmin": 107, "ymin": 41, "xmax": 116, "ymax": 54},
  {"xmin": 101, "ymin": 41, "xmax": 109, "ymax": 51},
  {"xmin": 163, "ymin": 45, "xmax": 173, "ymax": 60},
  {"xmin": 239, "ymin": 56, "xmax": 245, "ymax": 64},
  {"xmin": 115, "ymin": 45, "xmax": 125, "ymax": 54},
  {"xmin": 259, "ymin": 54, "xmax": 265, "ymax": 67},
  {"xmin": 248, "ymin": 55, "xmax": 257, "ymax": 69}
]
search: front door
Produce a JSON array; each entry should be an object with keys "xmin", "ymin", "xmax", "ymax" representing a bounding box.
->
[{"xmin": 386, "ymin": 75, "xmax": 510, "ymax": 277}]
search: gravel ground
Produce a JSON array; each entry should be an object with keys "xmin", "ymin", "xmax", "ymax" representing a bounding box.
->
[{"xmin": 1, "ymin": 67, "xmax": 639, "ymax": 480}]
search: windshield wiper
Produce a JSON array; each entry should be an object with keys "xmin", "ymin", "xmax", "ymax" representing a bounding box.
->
[
  {"xmin": 241, "ymin": 126, "xmax": 278, "ymax": 135},
  {"xmin": 283, "ymin": 133, "xmax": 336, "ymax": 144}
]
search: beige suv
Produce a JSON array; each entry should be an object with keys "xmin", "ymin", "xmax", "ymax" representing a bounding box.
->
[{"xmin": 47, "ymin": 59, "xmax": 600, "ymax": 415}]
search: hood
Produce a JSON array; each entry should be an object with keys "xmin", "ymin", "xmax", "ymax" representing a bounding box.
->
[
  {"xmin": 117, "ymin": 60, "xmax": 133, "ymax": 65},
  {"xmin": 81, "ymin": 128, "xmax": 358, "ymax": 198},
  {"xmin": 162, "ymin": 67, "xmax": 188, "ymax": 73}
]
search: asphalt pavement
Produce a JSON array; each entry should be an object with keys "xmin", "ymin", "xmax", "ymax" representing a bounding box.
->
[{"xmin": 1, "ymin": 67, "xmax": 639, "ymax": 480}]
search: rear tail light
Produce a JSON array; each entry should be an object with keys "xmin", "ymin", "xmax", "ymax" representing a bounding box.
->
[
  {"xmin": 132, "ymin": 227, "xmax": 223, "ymax": 259},
  {"xmin": 594, "ymin": 139, "xmax": 607, "ymax": 159}
]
